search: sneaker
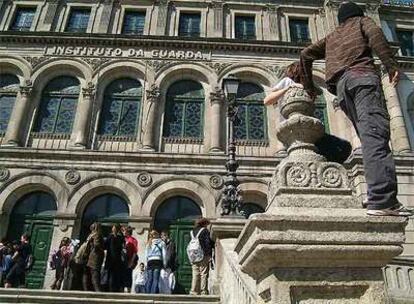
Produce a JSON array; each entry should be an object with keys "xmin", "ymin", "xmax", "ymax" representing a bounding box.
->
[{"xmin": 367, "ymin": 203, "xmax": 414, "ymax": 217}]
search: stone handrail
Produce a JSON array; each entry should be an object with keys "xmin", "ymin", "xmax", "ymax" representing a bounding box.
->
[
  {"xmin": 214, "ymin": 239, "xmax": 256, "ymax": 304},
  {"xmin": 384, "ymin": 257, "xmax": 414, "ymax": 301}
]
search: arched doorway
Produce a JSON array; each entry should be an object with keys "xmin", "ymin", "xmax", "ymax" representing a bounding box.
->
[
  {"xmin": 7, "ymin": 191, "xmax": 57, "ymax": 289},
  {"xmin": 80, "ymin": 194, "xmax": 129, "ymax": 241},
  {"xmin": 154, "ymin": 196, "xmax": 202, "ymax": 294}
]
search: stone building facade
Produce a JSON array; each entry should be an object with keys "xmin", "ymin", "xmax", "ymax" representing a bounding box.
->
[{"xmin": 0, "ymin": 0, "xmax": 413, "ymax": 291}]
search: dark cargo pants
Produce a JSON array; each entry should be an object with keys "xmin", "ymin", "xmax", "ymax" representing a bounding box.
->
[{"xmin": 337, "ymin": 69, "xmax": 398, "ymax": 210}]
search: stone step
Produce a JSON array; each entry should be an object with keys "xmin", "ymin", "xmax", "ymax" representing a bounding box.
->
[{"xmin": 0, "ymin": 289, "xmax": 221, "ymax": 304}]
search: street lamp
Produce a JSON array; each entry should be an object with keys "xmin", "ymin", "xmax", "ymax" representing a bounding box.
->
[{"xmin": 220, "ymin": 75, "xmax": 243, "ymax": 217}]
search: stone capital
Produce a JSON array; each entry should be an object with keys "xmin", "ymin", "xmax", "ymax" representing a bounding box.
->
[
  {"xmin": 19, "ymin": 85, "xmax": 33, "ymax": 97},
  {"xmin": 210, "ymin": 86, "xmax": 225, "ymax": 105},
  {"xmin": 154, "ymin": 0, "xmax": 168, "ymax": 6},
  {"xmin": 209, "ymin": 0, "xmax": 224, "ymax": 9},
  {"xmin": 146, "ymin": 84, "xmax": 161, "ymax": 102},
  {"xmin": 82, "ymin": 82, "xmax": 95, "ymax": 98}
]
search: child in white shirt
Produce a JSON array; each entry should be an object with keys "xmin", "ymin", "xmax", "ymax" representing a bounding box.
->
[
  {"xmin": 264, "ymin": 62, "xmax": 352, "ymax": 164},
  {"xmin": 134, "ymin": 263, "xmax": 147, "ymax": 294}
]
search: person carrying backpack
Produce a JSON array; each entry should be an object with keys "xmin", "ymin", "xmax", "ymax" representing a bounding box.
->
[
  {"xmin": 145, "ymin": 230, "xmax": 167, "ymax": 294},
  {"xmin": 188, "ymin": 218, "xmax": 213, "ymax": 295}
]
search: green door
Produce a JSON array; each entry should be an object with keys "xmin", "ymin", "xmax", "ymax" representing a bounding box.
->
[
  {"xmin": 169, "ymin": 221, "xmax": 194, "ymax": 294},
  {"xmin": 154, "ymin": 196, "xmax": 202, "ymax": 294},
  {"xmin": 7, "ymin": 192, "xmax": 57, "ymax": 289}
]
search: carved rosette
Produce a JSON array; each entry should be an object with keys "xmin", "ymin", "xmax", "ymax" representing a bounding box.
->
[
  {"xmin": 206, "ymin": 62, "xmax": 232, "ymax": 75},
  {"xmin": 0, "ymin": 167, "xmax": 10, "ymax": 182},
  {"xmin": 317, "ymin": 163, "xmax": 345, "ymax": 188},
  {"xmin": 137, "ymin": 172, "xmax": 152, "ymax": 187},
  {"xmin": 209, "ymin": 174, "xmax": 224, "ymax": 189},
  {"xmin": 65, "ymin": 170, "xmax": 81, "ymax": 185},
  {"xmin": 83, "ymin": 58, "xmax": 111, "ymax": 71},
  {"xmin": 286, "ymin": 164, "xmax": 311, "ymax": 187}
]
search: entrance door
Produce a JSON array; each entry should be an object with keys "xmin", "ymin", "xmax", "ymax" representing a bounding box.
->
[
  {"xmin": 7, "ymin": 192, "xmax": 57, "ymax": 289},
  {"xmin": 154, "ymin": 196, "xmax": 201, "ymax": 294}
]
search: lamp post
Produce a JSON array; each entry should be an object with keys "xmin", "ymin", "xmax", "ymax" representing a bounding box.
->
[{"xmin": 220, "ymin": 75, "xmax": 243, "ymax": 217}]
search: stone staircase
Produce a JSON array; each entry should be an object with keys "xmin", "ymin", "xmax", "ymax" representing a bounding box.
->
[{"xmin": 0, "ymin": 289, "xmax": 221, "ymax": 304}]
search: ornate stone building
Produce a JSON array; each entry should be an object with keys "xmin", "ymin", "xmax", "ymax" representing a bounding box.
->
[{"xmin": 0, "ymin": 0, "xmax": 413, "ymax": 295}]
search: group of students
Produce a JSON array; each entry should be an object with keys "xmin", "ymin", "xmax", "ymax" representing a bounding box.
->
[
  {"xmin": 0, "ymin": 234, "xmax": 33, "ymax": 288},
  {"xmin": 48, "ymin": 223, "xmax": 179, "ymax": 294}
]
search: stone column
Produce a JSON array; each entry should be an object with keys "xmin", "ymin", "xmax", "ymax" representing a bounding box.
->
[
  {"xmin": 209, "ymin": 86, "xmax": 225, "ymax": 153},
  {"xmin": 72, "ymin": 82, "xmax": 95, "ymax": 148},
  {"xmin": 141, "ymin": 84, "xmax": 160, "ymax": 151},
  {"xmin": 235, "ymin": 87, "xmax": 407, "ymax": 304},
  {"xmin": 324, "ymin": 0, "xmax": 339, "ymax": 32},
  {"xmin": 264, "ymin": 5, "xmax": 279, "ymax": 41},
  {"xmin": 3, "ymin": 82, "xmax": 33, "ymax": 147},
  {"xmin": 155, "ymin": 0, "xmax": 169, "ymax": 35},
  {"xmin": 381, "ymin": 73, "xmax": 411, "ymax": 153}
]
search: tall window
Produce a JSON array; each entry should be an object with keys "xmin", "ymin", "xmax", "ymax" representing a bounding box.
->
[
  {"xmin": 408, "ymin": 96, "xmax": 414, "ymax": 136},
  {"xmin": 163, "ymin": 80, "xmax": 204, "ymax": 140},
  {"xmin": 66, "ymin": 8, "xmax": 90, "ymax": 33},
  {"xmin": 178, "ymin": 13, "xmax": 201, "ymax": 37},
  {"xmin": 0, "ymin": 74, "xmax": 19, "ymax": 134},
  {"xmin": 289, "ymin": 19, "xmax": 310, "ymax": 43},
  {"xmin": 315, "ymin": 94, "xmax": 330, "ymax": 133},
  {"xmin": 98, "ymin": 78, "xmax": 142, "ymax": 137},
  {"xmin": 33, "ymin": 76, "xmax": 80, "ymax": 135},
  {"xmin": 235, "ymin": 15, "xmax": 256, "ymax": 40},
  {"xmin": 122, "ymin": 11, "xmax": 146, "ymax": 35},
  {"xmin": 10, "ymin": 7, "xmax": 36, "ymax": 31},
  {"xmin": 396, "ymin": 30, "xmax": 414, "ymax": 56},
  {"xmin": 235, "ymin": 82, "xmax": 267, "ymax": 141}
]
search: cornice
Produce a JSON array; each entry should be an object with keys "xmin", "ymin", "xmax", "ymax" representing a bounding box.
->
[{"xmin": 0, "ymin": 31, "xmax": 305, "ymax": 55}]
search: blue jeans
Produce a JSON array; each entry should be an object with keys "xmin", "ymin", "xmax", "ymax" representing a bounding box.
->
[
  {"xmin": 145, "ymin": 268, "xmax": 161, "ymax": 294},
  {"xmin": 135, "ymin": 284, "xmax": 146, "ymax": 293}
]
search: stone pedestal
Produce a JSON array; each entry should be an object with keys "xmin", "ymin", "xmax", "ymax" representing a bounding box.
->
[{"xmin": 234, "ymin": 88, "xmax": 408, "ymax": 304}]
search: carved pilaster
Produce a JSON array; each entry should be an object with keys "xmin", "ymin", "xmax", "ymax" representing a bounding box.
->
[
  {"xmin": 142, "ymin": 84, "xmax": 161, "ymax": 150},
  {"xmin": 209, "ymin": 0, "xmax": 225, "ymax": 33},
  {"xmin": 44, "ymin": 0, "xmax": 60, "ymax": 26},
  {"xmin": 266, "ymin": 4, "xmax": 279, "ymax": 36},
  {"xmin": 155, "ymin": 0, "xmax": 169, "ymax": 35},
  {"xmin": 209, "ymin": 86, "xmax": 225, "ymax": 153}
]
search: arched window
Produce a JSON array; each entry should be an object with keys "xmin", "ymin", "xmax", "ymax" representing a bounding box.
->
[
  {"xmin": 235, "ymin": 82, "xmax": 267, "ymax": 141},
  {"xmin": 98, "ymin": 78, "xmax": 142, "ymax": 137},
  {"xmin": 11, "ymin": 191, "xmax": 57, "ymax": 218},
  {"xmin": 80, "ymin": 194, "xmax": 129, "ymax": 240},
  {"xmin": 240, "ymin": 202, "xmax": 265, "ymax": 219},
  {"xmin": 154, "ymin": 195, "xmax": 201, "ymax": 231},
  {"xmin": 315, "ymin": 94, "xmax": 330, "ymax": 133},
  {"xmin": 163, "ymin": 80, "xmax": 204, "ymax": 140},
  {"xmin": 0, "ymin": 74, "xmax": 19, "ymax": 133},
  {"xmin": 33, "ymin": 76, "xmax": 80, "ymax": 135}
]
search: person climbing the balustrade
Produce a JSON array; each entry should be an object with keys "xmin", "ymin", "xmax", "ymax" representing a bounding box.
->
[{"xmin": 299, "ymin": 1, "xmax": 413, "ymax": 216}]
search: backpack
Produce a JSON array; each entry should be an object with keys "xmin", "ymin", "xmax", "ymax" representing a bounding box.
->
[
  {"xmin": 186, "ymin": 228, "xmax": 205, "ymax": 264},
  {"xmin": 73, "ymin": 239, "xmax": 91, "ymax": 265}
]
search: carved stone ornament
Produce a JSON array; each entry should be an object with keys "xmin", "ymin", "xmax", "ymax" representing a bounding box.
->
[
  {"xmin": 286, "ymin": 164, "xmax": 311, "ymax": 187},
  {"xmin": 317, "ymin": 164, "xmax": 344, "ymax": 188},
  {"xmin": 19, "ymin": 85, "xmax": 33, "ymax": 97},
  {"xmin": 65, "ymin": 170, "xmax": 81, "ymax": 185},
  {"xmin": 82, "ymin": 82, "xmax": 96, "ymax": 98},
  {"xmin": 23, "ymin": 56, "xmax": 48, "ymax": 69},
  {"xmin": 210, "ymin": 86, "xmax": 224, "ymax": 104},
  {"xmin": 209, "ymin": 174, "xmax": 224, "ymax": 189},
  {"xmin": 137, "ymin": 172, "xmax": 153, "ymax": 187},
  {"xmin": 0, "ymin": 167, "xmax": 10, "ymax": 182},
  {"xmin": 83, "ymin": 57, "xmax": 111, "ymax": 71},
  {"xmin": 267, "ymin": 65, "xmax": 285, "ymax": 79},
  {"xmin": 146, "ymin": 84, "xmax": 161, "ymax": 101},
  {"xmin": 206, "ymin": 62, "xmax": 232, "ymax": 75},
  {"xmin": 147, "ymin": 60, "xmax": 173, "ymax": 73}
]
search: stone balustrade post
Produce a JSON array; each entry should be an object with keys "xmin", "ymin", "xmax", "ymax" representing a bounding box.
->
[
  {"xmin": 72, "ymin": 82, "xmax": 95, "ymax": 148},
  {"xmin": 142, "ymin": 84, "xmax": 160, "ymax": 151},
  {"xmin": 209, "ymin": 86, "xmax": 225, "ymax": 153},
  {"xmin": 3, "ymin": 83, "xmax": 33, "ymax": 146},
  {"xmin": 381, "ymin": 74, "xmax": 411, "ymax": 153},
  {"xmin": 235, "ymin": 87, "xmax": 407, "ymax": 304}
]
